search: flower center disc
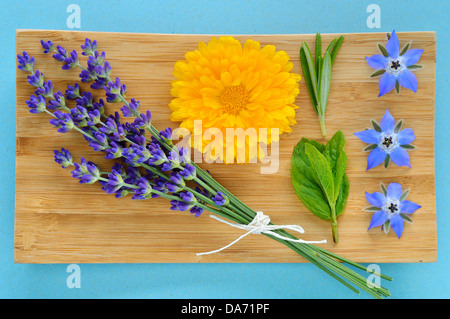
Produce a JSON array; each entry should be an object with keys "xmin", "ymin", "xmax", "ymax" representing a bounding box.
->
[{"xmin": 221, "ymin": 84, "xmax": 249, "ymax": 114}]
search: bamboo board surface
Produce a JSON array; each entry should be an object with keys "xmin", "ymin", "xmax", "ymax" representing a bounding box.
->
[{"xmin": 15, "ymin": 30, "xmax": 437, "ymax": 263}]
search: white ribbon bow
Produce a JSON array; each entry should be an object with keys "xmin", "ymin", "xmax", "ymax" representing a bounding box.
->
[{"xmin": 196, "ymin": 211, "xmax": 327, "ymax": 256}]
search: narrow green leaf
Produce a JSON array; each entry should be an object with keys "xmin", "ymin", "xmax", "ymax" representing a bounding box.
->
[
  {"xmin": 400, "ymin": 41, "xmax": 411, "ymax": 56},
  {"xmin": 301, "ymin": 42, "xmax": 319, "ymax": 103},
  {"xmin": 378, "ymin": 43, "xmax": 389, "ymax": 57},
  {"xmin": 364, "ymin": 144, "xmax": 377, "ymax": 152},
  {"xmin": 299, "ymin": 46, "xmax": 318, "ymax": 114},
  {"xmin": 325, "ymin": 38, "xmax": 337, "ymax": 54},
  {"xmin": 315, "ymin": 32, "xmax": 321, "ymax": 65},
  {"xmin": 371, "ymin": 120, "xmax": 382, "ymax": 132},
  {"xmin": 395, "ymin": 80, "xmax": 401, "ymax": 94},
  {"xmin": 400, "ymin": 213, "xmax": 413, "ymax": 223},
  {"xmin": 407, "ymin": 64, "xmax": 423, "ymax": 70},
  {"xmin": 394, "ymin": 120, "xmax": 403, "ymax": 133},
  {"xmin": 370, "ymin": 69, "xmax": 385, "ymax": 78},
  {"xmin": 316, "ymin": 55, "xmax": 322, "ymax": 93},
  {"xmin": 382, "ymin": 220, "xmax": 390, "ymax": 234},
  {"xmin": 364, "ymin": 206, "xmax": 382, "ymax": 212},
  {"xmin": 380, "ymin": 183, "xmax": 387, "ymax": 196},
  {"xmin": 400, "ymin": 144, "xmax": 416, "ymax": 150},
  {"xmin": 400, "ymin": 188, "xmax": 410, "ymax": 201},
  {"xmin": 319, "ymin": 51, "xmax": 332, "ymax": 118},
  {"xmin": 329, "ymin": 35, "xmax": 344, "ymax": 65},
  {"xmin": 384, "ymin": 154, "xmax": 391, "ymax": 168}
]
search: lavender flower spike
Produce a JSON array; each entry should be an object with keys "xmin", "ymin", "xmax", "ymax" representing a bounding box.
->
[
  {"xmin": 354, "ymin": 107, "xmax": 415, "ymax": 170},
  {"xmin": 366, "ymin": 30, "xmax": 424, "ymax": 96},
  {"xmin": 53, "ymin": 148, "xmax": 73, "ymax": 168},
  {"xmin": 17, "ymin": 51, "xmax": 35, "ymax": 72}
]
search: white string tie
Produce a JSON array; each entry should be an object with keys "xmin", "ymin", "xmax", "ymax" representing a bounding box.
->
[{"xmin": 196, "ymin": 211, "xmax": 327, "ymax": 256}]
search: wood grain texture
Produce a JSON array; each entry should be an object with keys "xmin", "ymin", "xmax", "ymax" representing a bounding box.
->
[{"xmin": 15, "ymin": 30, "xmax": 437, "ymax": 264}]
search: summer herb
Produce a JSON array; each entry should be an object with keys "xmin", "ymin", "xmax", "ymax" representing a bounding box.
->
[
  {"xmin": 291, "ymin": 130, "xmax": 349, "ymax": 243},
  {"xmin": 17, "ymin": 39, "xmax": 393, "ymax": 299},
  {"xmin": 300, "ymin": 33, "xmax": 344, "ymax": 137}
]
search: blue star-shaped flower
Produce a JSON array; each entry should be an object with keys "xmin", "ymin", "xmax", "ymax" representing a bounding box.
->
[
  {"xmin": 365, "ymin": 183, "xmax": 421, "ymax": 238},
  {"xmin": 366, "ymin": 30, "xmax": 424, "ymax": 97},
  {"xmin": 354, "ymin": 108, "xmax": 416, "ymax": 170}
]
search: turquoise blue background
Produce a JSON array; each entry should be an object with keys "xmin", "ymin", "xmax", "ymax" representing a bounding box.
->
[{"xmin": 1, "ymin": 0, "xmax": 448, "ymax": 299}]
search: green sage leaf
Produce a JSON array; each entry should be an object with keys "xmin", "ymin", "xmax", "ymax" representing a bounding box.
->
[{"xmin": 305, "ymin": 143, "xmax": 335, "ymax": 206}]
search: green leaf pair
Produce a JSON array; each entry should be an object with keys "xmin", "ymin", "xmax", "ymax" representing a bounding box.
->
[
  {"xmin": 291, "ymin": 130, "xmax": 349, "ymax": 243},
  {"xmin": 300, "ymin": 33, "xmax": 344, "ymax": 137}
]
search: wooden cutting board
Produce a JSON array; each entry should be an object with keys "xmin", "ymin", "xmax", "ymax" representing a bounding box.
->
[{"xmin": 15, "ymin": 30, "xmax": 437, "ymax": 263}]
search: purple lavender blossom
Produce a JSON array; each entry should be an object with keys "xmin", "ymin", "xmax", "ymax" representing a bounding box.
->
[
  {"xmin": 190, "ymin": 206, "xmax": 204, "ymax": 217},
  {"xmin": 70, "ymin": 105, "xmax": 89, "ymax": 127},
  {"xmin": 105, "ymin": 141, "xmax": 123, "ymax": 159},
  {"xmin": 27, "ymin": 70, "xmax": 44, "ymax": 87},
  {"xmin": 26, "ymin": 94, "xmax": 46, "ymax": 114},
  {"xmin": 49, "ymin": 111, "xmax": 74, "ymax": 133},
  {"xmin": 52, "ymin": 45, "xmax": 68, "ymax": 62},
  {"xmin": 88, "ymin": 131, "xmax": 109, "ymax": 151},
  {"xmin": 65, "ymin": 83, "xmax": 81, "ymax": 100},
  {"xmin": 133, "ymin": 110, "xmax": 152, "ymax": 129},
  {"xmin": 161, "ymin": 150, "xmax": 181, "ymax": 171},
  {"xmin": 87, "ymin": 109, "xmax": 101, "ymax": 126},
  {"xmin": 71, "ymin": 157, "xmax": 100, "ymax": 184},
  {"xmin": 121, "ymin": 98, "xmax": 140, "ymax": 117},
  {"xmin": 212, "ymin": 191, "xmax": 228, "ymax": 206},
  {"xmin": 53, "ymin": 148, "xmax": 73, "ymax": 168},
  {"xmin": 48, "ymin": 91, "xmax": 66, "ymax": 110},
  {"xmin": 105, "ymin": 77, "xmax": 126, "ymax": 103},
  {"xmin": 76, "ymin": 91, "xmax": 94, "ymax": 109},
  {"xmin": 62, "ymin": 50, "xmax": 79, "ymax": 70},
  {"xmin": 179, "ymin": 163, "xmax": 196, "ymax": 180},
  {"xmin": 40, "ymin": 40, "xmax": 54, "ymax": 54},
  {"xmin": 17, "ymin": 51, "xmax": 35, "ymax": 72},
  {"xmin": 132, "ymin": 177, "xmax": 153, "ymax": 200},
  {"xmin": 170, "ymin": 199, "xmax": 193, "ymax": 212},
  {"xmin": 80, "ymin": 38, "xmax": 98, "ymax": 56},
  {"xmin": 103, "ymin": 164, "xmax": 126, "ymax": 194}
]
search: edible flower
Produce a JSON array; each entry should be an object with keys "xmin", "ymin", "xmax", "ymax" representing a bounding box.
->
[
  {"xmin": 365, "ymin": 182, "xmax": 421, "ymax": 238},
  {"xmin": 366, "ymin": 30, "xmax": 424, "ymax": 96},
  {"xmin": 354, "ymin": 108, "xmax": 416, "ymax": 170}
]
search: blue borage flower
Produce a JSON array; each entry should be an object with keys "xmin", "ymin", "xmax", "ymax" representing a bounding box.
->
[
  {"xmin": 354, "ymin": 107, "xmax": 416, "ymax": 170},
  {"xmin": 17, "ymin": 41, "xmax": 395, "ymax": 299},
  {"xmin": 366, "ymin": 30, "xmax": 424, "ymax": 97},
  {"xmin": 365, "ymin": 182, "xmax": 421, "ymax": 238}
]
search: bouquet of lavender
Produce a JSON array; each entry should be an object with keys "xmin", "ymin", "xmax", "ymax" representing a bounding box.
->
[{"xmin": 17, "ymin": 38, "xmax": 392, "ymax": 298}]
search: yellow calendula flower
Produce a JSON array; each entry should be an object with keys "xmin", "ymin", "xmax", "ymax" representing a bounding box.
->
[{"xmin": 169, "ymin": 36, "xmax": 301, "ymax": 163}]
